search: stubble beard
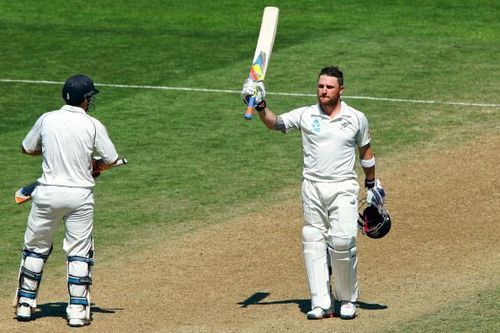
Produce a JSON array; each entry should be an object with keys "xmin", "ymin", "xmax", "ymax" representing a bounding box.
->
[{"xmin": 318, "ymin": 95, "xmax": 340, "ymax": 109}]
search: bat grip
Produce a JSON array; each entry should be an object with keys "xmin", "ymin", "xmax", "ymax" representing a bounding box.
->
[{"xmin": 244, "ymin": 95, "xmax": 256, "ymax": 120}]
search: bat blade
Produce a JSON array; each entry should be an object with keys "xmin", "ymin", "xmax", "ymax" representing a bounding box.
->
[
  {"xmin": 244, "ymin": 6, "xmax": 279, "ymax": 120},
  {"xmin": 14, "ymin": 182, "xmax": 37, "ymax": 204},
  {"xmin": 249, "ymin": 51, "xmax": 267, "ymax": 82}
]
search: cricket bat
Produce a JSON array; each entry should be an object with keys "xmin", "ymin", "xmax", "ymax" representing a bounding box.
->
[
  {"xmin": 14, "ymin": 158, "xmax": 128, "ymax": 204},
  {"xmin": 243, "ymin": 6, "xmax": 279, "ymax": 120}
]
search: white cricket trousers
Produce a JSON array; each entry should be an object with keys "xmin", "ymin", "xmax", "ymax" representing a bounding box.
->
[
  {"xmin": 301, "ymin": 178, "xmax": 359, "ymax": 309},
  {"xmin": 301, "ymin": 178, "xmax": 359, "ymax": 239},
  {"xmin": 24, "ymin": 185, "xmax": 94, "ymax": 257}
]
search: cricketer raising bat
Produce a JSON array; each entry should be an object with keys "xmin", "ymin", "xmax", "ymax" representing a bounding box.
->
[
  {"xmin": 243, "ymin": 6, "xmax": 279, "ymax": 120},
  {"xmin": 14, "ymin": 158, "xmax": 128, "ymax": 205}
]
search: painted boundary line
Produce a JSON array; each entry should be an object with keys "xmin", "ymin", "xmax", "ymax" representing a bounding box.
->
[{"xmin": 1, "ymin": 78, "xmax": 499, "ymax": 108}]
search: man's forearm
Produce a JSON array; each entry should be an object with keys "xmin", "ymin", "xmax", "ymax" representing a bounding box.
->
[
  {"xmin": 258, "ymin": 108, "xmax": 278, "ymax": 130},
  {"xmin": 363, "ymin": 166, "xmax": 375, "ymax": 181}
]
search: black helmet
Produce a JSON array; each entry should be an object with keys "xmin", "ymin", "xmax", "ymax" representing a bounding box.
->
[
  {"xmin": 62, "ymin": 75, "xmax": 99, "ymax": 106},
  {"xmin": 358, "ymin": 200, "xmax": 392, "ymax": 239}
]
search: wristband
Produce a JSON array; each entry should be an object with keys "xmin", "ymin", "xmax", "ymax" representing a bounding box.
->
[
  {"xmin": 255, "ymin": 100, "xmax": 267, "ymax": 112},
  {"xmin": 365, "ymin": 178, "xmax": 375, "ymax": 189},
  {"xmin": 360, "ymin": 156, "xmax": 375, "ymax": 168}
]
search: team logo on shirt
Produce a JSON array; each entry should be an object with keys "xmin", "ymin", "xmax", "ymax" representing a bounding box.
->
[
  {"xmin": 312, "ymin": 118, "xmax": 321, "ymax": 132},
  {"xmin": 340, "ymin": 120, "xmax": 350, "ymax": 130}
]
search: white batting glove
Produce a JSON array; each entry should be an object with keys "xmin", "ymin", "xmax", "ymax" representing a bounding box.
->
[
  {"xmin": 241, "ymin": 78, "xmax": 266, "ymax": 105},
  {"xmin": 366, "ymin": 179, "xmax": 385, "ymax": 206}
]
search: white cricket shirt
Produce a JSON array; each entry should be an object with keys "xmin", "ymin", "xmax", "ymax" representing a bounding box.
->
[
  {"xmin": 22, "ymin": 105, "xmax": 119, "ymax": 188},
  {"xmin": 279, "ymin": 101, "xmax": 371, "ymax": 182}
]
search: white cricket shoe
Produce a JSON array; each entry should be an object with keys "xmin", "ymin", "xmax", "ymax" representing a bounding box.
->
[
  {"xmin": 68, "ymin": 318, "xmax": 90, "ymax": 327},
  {"xmin": 16, "ymin": 303, "xmax": 32, "ymax": 321},
  {"xmin": 306, "ymin": 306, "xmax": 334, "ymax": 320},
  {"xmin": 340, "ymin": 301, "xmax": 356, "ymax": 319},
  {"xmin": 67, "ymin": 304, "xmax": 90, "ymax": 327}
]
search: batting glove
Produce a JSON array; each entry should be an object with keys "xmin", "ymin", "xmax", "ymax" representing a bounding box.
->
[
  {"xmin": 366, "ymin": 178, "xmax": 385, "ymax": 206},
  {"xmin": 241, "ymin": 78, "xmax": 266, "ymax": 105}
]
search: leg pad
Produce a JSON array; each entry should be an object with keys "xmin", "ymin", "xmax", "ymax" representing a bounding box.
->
[
  {"xmin": 302, "ymin": 226, "xmax": 331, "ymax": 310},
  {"xmin": 328, "ymin": 237, "xmax": 358, "ymax": 302},
  {"xmin": 67, "ymin": 254, "xmax": 94, "ymax": 321},
  {"xmin": 13, "ymin": 249, "xmax": 50, "ymax": 308}
]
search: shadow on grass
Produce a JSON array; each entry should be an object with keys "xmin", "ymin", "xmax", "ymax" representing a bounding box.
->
[
  {"xmin": 238, "ymin": 291, "xmax": 310, "ymax": 314},
  {"xmin": 238, "ymin": 292, "xmax": 388, "ymax": 315},
  {"xmin": 28, "ymin": 302, "xmax": 123, "ymax": 321},
  {"xmin": 356, "ymin": 300, "xmax": 388, "ymax": 310}
]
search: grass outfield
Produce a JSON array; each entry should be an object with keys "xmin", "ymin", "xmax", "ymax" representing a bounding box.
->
[
  {"xmin": 0, "ymin": 0, "xmax": 498, "ymax": 331},
  {"xmin": 382, "ymin": 287, "xmax": 500, "ymax": 333}
]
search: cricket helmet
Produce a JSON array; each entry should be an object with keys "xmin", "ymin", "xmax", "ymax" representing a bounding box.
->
[
  {"xmin": 358, "ymin": 199, "xmax": 392, "ymax": 239},
  {"xmin": 62, "ymin": 74, "xmax": 99, "ymax": 106}
]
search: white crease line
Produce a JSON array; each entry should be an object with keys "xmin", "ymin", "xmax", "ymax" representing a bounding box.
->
[{"xmin": 1, "ymin": 78, "xmax": 498, "ymax": 108}]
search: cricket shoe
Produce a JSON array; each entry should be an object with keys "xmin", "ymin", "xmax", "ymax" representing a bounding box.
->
[
  {"xmin": 306, "ymin": 307, "xmax": 335, "ymax": 320},
  {"xmin": 340, "ymin": 301, "xmax": 356, "ymax": 319},
  {"xmin": 68, "ymin": 318, "xmax": 90, "ymax": 327},
  {"xmin": 67, "ymin": 304, "xmax": 91, "ymax": 327},
  {"xmin": 16, "ymin": 303, "xmax": 32, "ymax": 321}
]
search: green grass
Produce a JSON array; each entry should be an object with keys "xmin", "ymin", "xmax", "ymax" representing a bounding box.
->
[
  {"xmin": 382, "ymin": 287, "xmax": 500, "ymax": 333},
  {"xmin": 0, "ymin": 0, "xmax": 499, "ymax": 330}
]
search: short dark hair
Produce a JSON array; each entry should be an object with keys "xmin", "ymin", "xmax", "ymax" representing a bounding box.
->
[{"xmin": 318, "ymin": 66, "xmax": 344, "ymax": 86}]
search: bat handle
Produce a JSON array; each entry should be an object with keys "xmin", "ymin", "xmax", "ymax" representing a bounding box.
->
[{"xmin": 244, "ymin": 95, "xmax": 256, "ymax": 120}]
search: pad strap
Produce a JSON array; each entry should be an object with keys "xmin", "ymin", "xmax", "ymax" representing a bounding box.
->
[
  {"xmin": 70, "ymin": 296, "xmax": 89, "ymax": 306},
  {"xmin": 23, "ymin": 249, "xmax": 50, "ymax": 261},
  {"xmin": 68, "ymin": 275, "xmax": 93, "ymax": 285},
  {"xmin": 18, "ymin": 289, "xmax": 37, "ymax": 299},
  {"xmin": 21, "ymin": 267, "xmax": 43, "ymax": 281},
  {"xmin": 68, "ymin": 256, "xmax": 94, "ymax": 265}
]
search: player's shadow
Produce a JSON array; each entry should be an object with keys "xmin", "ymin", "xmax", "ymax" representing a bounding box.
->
[
  {"xmin": 356, "ymin": 300, "xmax": 388, "ymax": 311},
  {"xmin": 238, "ymin": 292, "xmax": 388, "ymax": 314},
  {"xmin": 28, "ymin": 302, "xmax": 123, "ymax": 321},
  {"xmin": 237, "ymin": 292, "xmax": 310, "ymax": 314}
]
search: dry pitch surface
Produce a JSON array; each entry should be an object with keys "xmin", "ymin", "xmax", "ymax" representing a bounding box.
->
[{"xmin": 1, "ymin": 135, "xmax": 499, "ymax": 333}]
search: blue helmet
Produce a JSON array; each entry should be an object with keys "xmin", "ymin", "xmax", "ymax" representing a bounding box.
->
[{"xmin": 62, "ymin": 75, "xmax": 99, "ymax": 106}]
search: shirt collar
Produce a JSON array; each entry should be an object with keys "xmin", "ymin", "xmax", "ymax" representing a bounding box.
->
[
  {"xmin": 315, "ymin": 101, "xmax": 346, "ymax": 120},
  {"xmin": 61, "ymin": 104, "xmax": 87, "ymax": 114}
]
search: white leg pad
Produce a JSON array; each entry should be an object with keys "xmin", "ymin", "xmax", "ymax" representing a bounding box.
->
[
  {"xmin": 13, "ymin": 250, "xmax": 48, "ymax": 308},
  {"xmin": 67, "ymin": 256, "xmax": 93, "ymax": 321},
  {"xmin": 302, "ymin": 226, "xmax": 331, "ymax": 310},
  {"xmin": 328, "ymin": 236, "xmax": 358, "ymax": 302}
]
